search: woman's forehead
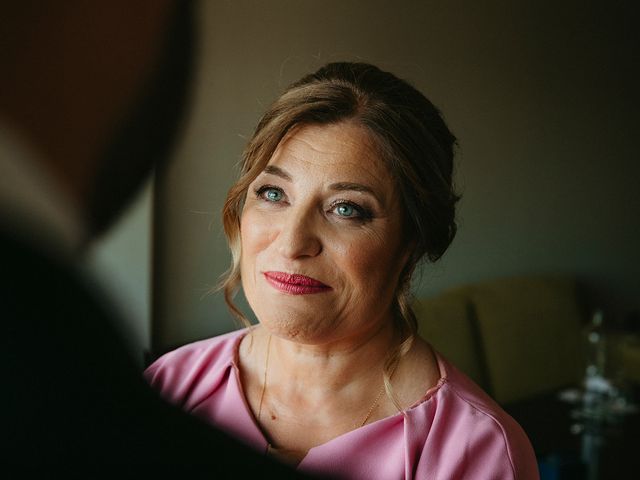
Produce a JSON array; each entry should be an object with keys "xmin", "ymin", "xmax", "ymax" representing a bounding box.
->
[{"xmin": 265, "ymin": 123, "xmax": 392, "ymax": 187}]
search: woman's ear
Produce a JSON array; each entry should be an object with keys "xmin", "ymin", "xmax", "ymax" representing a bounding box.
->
[
  {"xmin": 400, "ymin": 238, "xmax": 418, "ymax": 269},
  {"xmin": 395, "ymin": 240, "xmax": 418, "ymax": 290}
]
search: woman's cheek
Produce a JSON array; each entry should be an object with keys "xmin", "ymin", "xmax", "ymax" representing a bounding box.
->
[
  {"xmin": 241, "ymin": 208, "xmax": 275, "ymax": 254},
  {"xmin": 342, "ymin": 230, "xmax": 396, "ymax": 272}
]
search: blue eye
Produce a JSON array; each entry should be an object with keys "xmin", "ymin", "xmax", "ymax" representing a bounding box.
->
[
  {"xmin": 258, "ymin": 187, "xmax": 283, "ymax": 202},
  {"xmin": 335, "ymin": 203, "xmax": 355, "ymax": 217},
  {"xmin": 266, "ymin": 189, "xmax": 282, "ymax": 201},
  {"xmin": 330, "ymin": 200, "xmax": 373, "ymax": 222}
]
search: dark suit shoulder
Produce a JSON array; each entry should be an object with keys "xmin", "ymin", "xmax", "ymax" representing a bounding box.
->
[{"xmin": 0, "ymin": 231, "xmax": 310, "ymax": 476}]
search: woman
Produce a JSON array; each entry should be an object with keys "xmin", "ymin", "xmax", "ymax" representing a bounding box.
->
[{"xmin": 146, "ymin": 62, "xmax": 538, "ymax": 479}]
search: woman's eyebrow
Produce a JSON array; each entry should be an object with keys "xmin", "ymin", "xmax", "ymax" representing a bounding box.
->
[
  {"xmin": 330, "ymin": 182, "xmax": 384, "ymax": 205},
  {"xmin": 262, "ymin": 166, "xmax": 385, "ymax": 205},
  {"xmin": 263, "ymin": 165, "xmax": 292, "ymax": 181}
]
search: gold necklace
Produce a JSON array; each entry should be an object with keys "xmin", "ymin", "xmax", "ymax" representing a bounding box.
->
[
  {"xmin": 257, "ymin": 333, "xmax": 386, "ymax": 431},
  {"xmin": 357, "ymin": 383, "xmax": 386, "ymax": 428},
  {"xmin": 257, "ymin": 333, "xmax": 272, "ymax": 422}
]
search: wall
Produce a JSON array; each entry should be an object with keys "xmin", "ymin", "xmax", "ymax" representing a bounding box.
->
[
  {"xmin": 153, "ymin": 0, "xmax": 639, "ymax": 351},
  {"xmin": 87, "ymin": 180, "xmax": 152, "ymax": 364}
]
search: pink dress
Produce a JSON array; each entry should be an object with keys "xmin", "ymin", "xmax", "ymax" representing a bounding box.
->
[{"xmin": 145, "ymin": 329, "xmax": 539, "ymax": 479}]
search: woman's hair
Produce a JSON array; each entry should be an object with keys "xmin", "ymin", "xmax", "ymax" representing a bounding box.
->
[{"xmin": 221, "ymin": 62, "xmax": 459, "ymax": 411}]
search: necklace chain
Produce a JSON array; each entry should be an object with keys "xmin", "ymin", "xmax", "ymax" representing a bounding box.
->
[
  {"xmin": 257, "ymin": 333, "xmax": 272, "ymax": 422},
  {"xmin": 357, "ymin": 383, "xmax": 386, "ymax": 428},
  {"xmin": 257, "ymin": 333, "xmax": 386, "ymax": 430}
]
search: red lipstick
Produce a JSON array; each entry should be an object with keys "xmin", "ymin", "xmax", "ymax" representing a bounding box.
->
[{"xmin": 263, "ymin": 271, "xmax": 331, "ymax": 295}]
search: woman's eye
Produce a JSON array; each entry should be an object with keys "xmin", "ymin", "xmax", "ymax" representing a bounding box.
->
[
  {"xmin": 256, "ymin": 186, "xmax": 284, "ymax": 202},
  {"xmin": 335, "ymin": 203, "xmax": 356, "ymax": 217},
  {"xmin": 331, "ymin": 201, "xmax": 371, "ymax": 221},
  {"xmin": 265, "ymin": 189, "xmax": 282, "ymax": 202}
]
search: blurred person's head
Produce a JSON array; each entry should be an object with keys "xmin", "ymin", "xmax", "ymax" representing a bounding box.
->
[{"xmin": 0, "ymin": 0, "xmax": 196, "ymax": 241}]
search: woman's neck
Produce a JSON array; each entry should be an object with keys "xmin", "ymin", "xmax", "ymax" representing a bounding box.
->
[
  {"xmin": 266, "ymin": 320, "xmax": 396, "ymax": 396},
  {"xmin": 238, "ymin": 321, "xmax": 439, "ymax": 458}
]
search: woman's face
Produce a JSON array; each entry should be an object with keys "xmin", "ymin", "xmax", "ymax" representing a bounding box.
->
[{"xmin": 240, "ymin": 122, "xmax": 410, "ymax": 346}]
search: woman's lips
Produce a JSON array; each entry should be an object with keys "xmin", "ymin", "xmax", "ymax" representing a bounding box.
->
[{"xmin": 263, "ymin": 271, "xmax": 331, "ymax": 295}]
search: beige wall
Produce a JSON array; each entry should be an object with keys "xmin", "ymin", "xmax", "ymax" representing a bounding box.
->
[
  {"xmin": 153, "ymin": 0, "xmax": 639, "ymax": 351},
  {"xmin": 88, "ymin": 180, "xmax": 152, "ymax": 364}
]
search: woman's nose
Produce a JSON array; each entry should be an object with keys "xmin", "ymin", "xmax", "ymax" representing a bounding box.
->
[{"xmin": 275, "ymin": 210, "xmax": 322, "ymax": 259}]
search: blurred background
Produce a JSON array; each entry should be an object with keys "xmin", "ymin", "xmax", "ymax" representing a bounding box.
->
[{"xmin": 88, "ymin": 0, "xmax": 638, "ymax": 362}]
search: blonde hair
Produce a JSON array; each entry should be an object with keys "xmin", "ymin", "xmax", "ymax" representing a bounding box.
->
[{"xmin": 220, "ymin": 62, "xmax": 459, "ymax": 412}]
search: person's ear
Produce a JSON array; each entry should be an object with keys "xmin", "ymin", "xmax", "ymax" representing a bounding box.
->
[{"xmin": 396, "ymin": 240, "xmax": 418, "ymax": 287}]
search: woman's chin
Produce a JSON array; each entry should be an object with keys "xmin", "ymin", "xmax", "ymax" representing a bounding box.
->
[{"xmin": 257, "ymin": 317, "xmax": 337, "ymax": 345}]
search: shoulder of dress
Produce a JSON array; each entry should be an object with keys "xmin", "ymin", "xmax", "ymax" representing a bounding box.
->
[
  {"xmin": 423, "ymin": 353, "xmax": 538, "ymax": 479},
  {"xmin": 144, "ymin": 328, "xmax": 248, "ymax": 392}
]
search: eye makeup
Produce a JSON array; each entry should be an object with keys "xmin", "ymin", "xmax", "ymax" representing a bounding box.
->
[
  {"xmin": 252, "ymin": 183, "xmax": 376, "ymax": 223},
  {"xmin": 328, "ymin": 199, "xmax": 374, "ymax": 222},
  {"xmin": 255, "ymin": 184, "xmax": 285, "ymax": 202}
]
